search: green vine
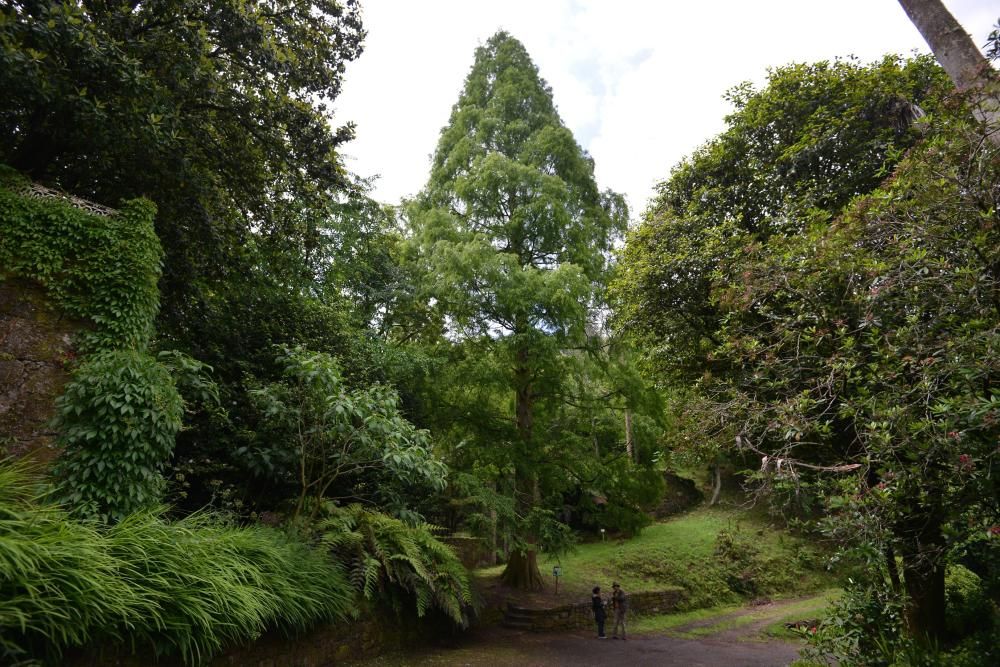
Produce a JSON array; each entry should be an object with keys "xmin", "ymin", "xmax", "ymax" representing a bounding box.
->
[
  {"xmin": 53, "ymin": 349, "xmax": 183, "ymax": 521},
  {"xmin": 0, "ymin": 165, "xmax": 161, "ymax": 351},
  {"xmin": 0, "ymin": 165, "xmax": 187, "ymax": 519}
]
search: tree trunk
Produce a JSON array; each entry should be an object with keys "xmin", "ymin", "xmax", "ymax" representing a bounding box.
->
[
  {"xmin": 500, "ymin": 340, "xmax": 545, "ymax": 589},
  {"xmin": 901, "ymin": 550, "xmax": 946, "ymax": 643},
  {"xmin": 500, "ymin": 546, "xmax": 544, "ymax": 590},
  {"xmin": 897, "ymin": 0, "xmax": 1000, "ymax": 144},
  {"xmin": 624, "ymin": 409, "xmax": 635, "ymax": 461},
  {"xmin": 897, "ymin": 511, "xmax": 947, "ymax": 644},
  {"xmin": 709, "ymin": 463, "xmax": 722, "ymax": 506},
  {"xmin": 885, "ymin": 545, "xmax": 902, "ymax": 595}
]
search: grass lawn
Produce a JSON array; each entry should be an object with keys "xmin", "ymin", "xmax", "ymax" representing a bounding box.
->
[{"xmin": 476, "ymin": 506, "xmax": 834, "ymax": 611}]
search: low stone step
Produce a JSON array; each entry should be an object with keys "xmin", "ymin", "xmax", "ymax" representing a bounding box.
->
[{"xmin": 504, "ymin": 610, "xmax": 535, "ymax": 621}]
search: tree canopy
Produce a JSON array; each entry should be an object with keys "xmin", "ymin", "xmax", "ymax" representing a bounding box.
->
[{"xmin": 405, "ymin": 31, "xmax": 656, "ymax": 589}]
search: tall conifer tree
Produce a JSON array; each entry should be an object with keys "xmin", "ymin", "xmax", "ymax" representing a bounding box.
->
[{"xmin": 409, "ymin": 32, "xmax": 627, "ymax": 588}]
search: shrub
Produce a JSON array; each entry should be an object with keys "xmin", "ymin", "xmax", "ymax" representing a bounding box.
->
[
  {"xmin": 801, "ymin": 572, "xmax": 905, "ymax": 666},
  {"xmin": 945, "ymin": 564, "xmax": 992, "ymax": 638},
  {"xmin": 320, "ymin": 504, "xmax": 473, "ymax": 626}
]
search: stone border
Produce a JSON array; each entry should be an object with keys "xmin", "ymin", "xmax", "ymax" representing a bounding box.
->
[{"xmin": 503, "ymin": 588, "xmax": 685, "ymax": 632}]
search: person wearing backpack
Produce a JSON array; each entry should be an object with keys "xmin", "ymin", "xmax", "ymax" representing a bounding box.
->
[{"xmin": 610, "ymin": 582, "xmax": 628, "ymax": 640}]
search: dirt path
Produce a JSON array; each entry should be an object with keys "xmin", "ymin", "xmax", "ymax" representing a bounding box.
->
[
  {"xmin": 352, "ymin": 593, "xmax": 834, "ymax": 666},
  {"xmin": 668, "ymin": 595, "xmax": 825, "ymax": 642},
  {"xmin": 354, "ymin": 624, "xmax": 803, "ymax": 667}
]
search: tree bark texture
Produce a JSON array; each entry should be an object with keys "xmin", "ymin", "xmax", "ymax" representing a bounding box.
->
[
  {"xmin": 500, "ymin": 340, "xmax": 545, "ymax": 589},
  {"xmin": 897, "ymin": 0, "xmax": 999, "ymax": 144},
  {"xmin": 500, "ymin": 546, "xmax": 544, "ymax": 590},
  {"xmin": 709, "ymin": 464, "xmax": 722, "ymax": 506},
  {"xmin": 897, "ymin": 510, "xmax": 947, "ymax": 643},
  {"xmin": 902, "ymin": 551, "xmax": 946, "ymax": 642}
]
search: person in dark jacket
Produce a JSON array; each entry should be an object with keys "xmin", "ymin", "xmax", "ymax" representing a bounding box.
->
[{"xmin": 591, "ymin": 586, "xmax": 607, "ymax": 638}]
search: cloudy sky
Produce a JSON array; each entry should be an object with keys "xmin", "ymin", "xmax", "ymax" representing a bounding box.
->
[{"xmin": 334, "ymin": 0, "xmax": 996, "ymax": 218}]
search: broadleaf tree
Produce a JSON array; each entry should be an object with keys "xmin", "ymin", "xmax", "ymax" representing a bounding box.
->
[{"xmin": 407, "ymin": 32, "xmax": 630, "ymax": 589}]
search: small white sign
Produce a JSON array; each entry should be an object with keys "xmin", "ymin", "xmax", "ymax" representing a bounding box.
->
[{"xmin": 552, "ymin": 565, "xmax": 562, "ymax": 577}]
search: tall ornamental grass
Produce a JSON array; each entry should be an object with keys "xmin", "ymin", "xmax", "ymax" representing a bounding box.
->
[{"xmin": 0, "ymin": 462, "xmax": 352, "ymax": 665}]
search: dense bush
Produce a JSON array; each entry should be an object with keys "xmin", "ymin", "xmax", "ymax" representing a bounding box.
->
[
  {"xmin": 0, "ymin": 462, "xmax": 351, "ymax": 665},
  {"xmin": 945, "ymin": 564, "xmax": 993, "ymax": 639},
  {"xmin": 52, "ymin": 349, "xmax": 184, "ymax": 521},
  {"xmin": 321, "ymin": 504, "xmax": 473, "ymax": 626}
]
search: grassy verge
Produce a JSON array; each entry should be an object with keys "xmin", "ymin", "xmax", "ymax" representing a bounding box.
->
[{"xmin": 478, "ymin": 506, "xmax": 834, "ymax": 610}]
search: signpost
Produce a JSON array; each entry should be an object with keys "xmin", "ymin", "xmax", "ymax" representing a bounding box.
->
[{"xmin": 552, "ymin": 565, "xmax": 562, "ymax": 595}]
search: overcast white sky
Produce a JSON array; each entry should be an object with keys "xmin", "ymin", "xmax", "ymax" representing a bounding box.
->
[{"xmin": 334, "ymin": 0, "xmax": 997, "ymax": 218}]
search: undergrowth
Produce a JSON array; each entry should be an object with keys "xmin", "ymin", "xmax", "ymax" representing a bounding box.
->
[
  {"xmin": 321, "ymin": 504, "xmax": 474, "ymax": 627},
  {"xmin": 0, "ymin": 462, "xmax": 351, "ymax": 665}
]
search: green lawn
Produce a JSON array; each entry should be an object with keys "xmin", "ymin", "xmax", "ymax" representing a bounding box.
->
[{"xmin": 478, "ymin": 507, "xmax": 834, "ymax": 611}]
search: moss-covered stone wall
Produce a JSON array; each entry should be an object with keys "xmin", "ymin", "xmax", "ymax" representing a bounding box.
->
[{"xmin": 0, "ymin": 278, "xmax": 83, "ymax": 461}]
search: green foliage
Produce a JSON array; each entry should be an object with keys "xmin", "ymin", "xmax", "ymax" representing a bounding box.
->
[
  {"xmin": 945, "ymin": 565, "xmax": 992, "ymax": 639},
  {"xmin": 801, "ymin": 574, "xmax": 905, "ymax": 666},
  {"xmin": 612, "ymin": 54, "xmax": 948, "ymax": 382},
  {"xmin": 0, "ymin": 169, "xmax": 161, "ymax": 350},
  {"xmin": 320, "ymin": 504, "xmax": 472, "ymax": 626},
  {"xmin": 614, "ymin": 50, "xmax": 996, "ymax": 645},
  {"xmin": 247, "ymin": 346, "xmax": 447, "ymax": 519},
  {"xmin": 401, "ymin": 34, "xmax": 665, "ymax": 579},
  {"xmin": 0, "ymin": 0, "xmax": 364, "ymax": 329},
  {"xmin": 53, "ymin": 349, "xmax": 183, "ymax": 521},
  {"xmin": 0, "ymin": 461, "xmax": 351, "ymax": 665}
]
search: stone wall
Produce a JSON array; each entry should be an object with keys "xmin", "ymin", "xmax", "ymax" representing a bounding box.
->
[
  {"xmin": 67, "ymin": 609, "xmax": 453, "ymax": 667},
  {"xmin": 503, "ymin": 588, "xmax": 685, "ymax": 632},
  {"xmin": 0, "ymin": 277, "xmax": 81, "ymax": 462}
]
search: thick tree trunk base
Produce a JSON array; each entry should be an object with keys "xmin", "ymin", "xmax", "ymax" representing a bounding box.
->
[
  {"xmin": 501, "ymin": 547, "xmax": 545, "ymax": 591},
  {"xmin": 902, "ymin": 551, "xmax": 946, "ymax": 644}
]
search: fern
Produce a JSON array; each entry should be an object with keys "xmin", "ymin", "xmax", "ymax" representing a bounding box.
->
[{"xmin": 320, "ymin": 504, "xmax": 474, "ymax": 626}]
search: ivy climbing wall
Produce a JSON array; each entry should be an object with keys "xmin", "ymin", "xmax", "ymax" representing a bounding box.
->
[{"xmin": 0, "ymin": 166, "xmax": 160, "ymax": 465}]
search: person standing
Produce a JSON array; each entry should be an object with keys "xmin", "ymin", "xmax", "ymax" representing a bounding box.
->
[
  {"xmin": 591, "ymin": 586, "xmax": 607, "ymax": 639},
  {"xmin": 610, "ymin": 582, "xmax": 628, "ymax": 640}
]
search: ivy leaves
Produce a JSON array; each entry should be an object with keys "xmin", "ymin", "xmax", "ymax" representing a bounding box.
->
[{"xmin": 53, "ymin": 349, "xmax": 183, "ymax": 521}]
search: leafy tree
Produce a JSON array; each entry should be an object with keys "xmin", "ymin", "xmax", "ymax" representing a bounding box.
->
[
  {"xmin": 613, "ymin": 55, "xmax": 949, "ymax": 383},
  {"xmin": 407, "ymin": 32, "xmax": 630, "ymax": 588},
  {"xmin": 716, "ymin": 112, "xmax": 999, "ymax": 647},
  {"xmin": 0, "ymin": 0, "xmax": 364, "ymax": 321},
  {"xmin": 247, "ymin": 346, "xmax": 447, "ymax": 522},
  {"xmin": 615, "ymin": 55, "xmax": 997, "ymax": 645}
]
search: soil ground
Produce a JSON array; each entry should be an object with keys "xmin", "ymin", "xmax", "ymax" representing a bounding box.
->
[{"xmin": 351, "ymin": 594, "xmax": 830, "ymax": 667}]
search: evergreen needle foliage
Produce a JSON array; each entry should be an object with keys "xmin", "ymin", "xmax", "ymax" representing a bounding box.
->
[
  {"xmin": 321, "ymin": 504, "xmax": 473, "ymax": 626},
  {"xmin": 0, "ymin": 461, "xmax": 351, "ymax": 665}
]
